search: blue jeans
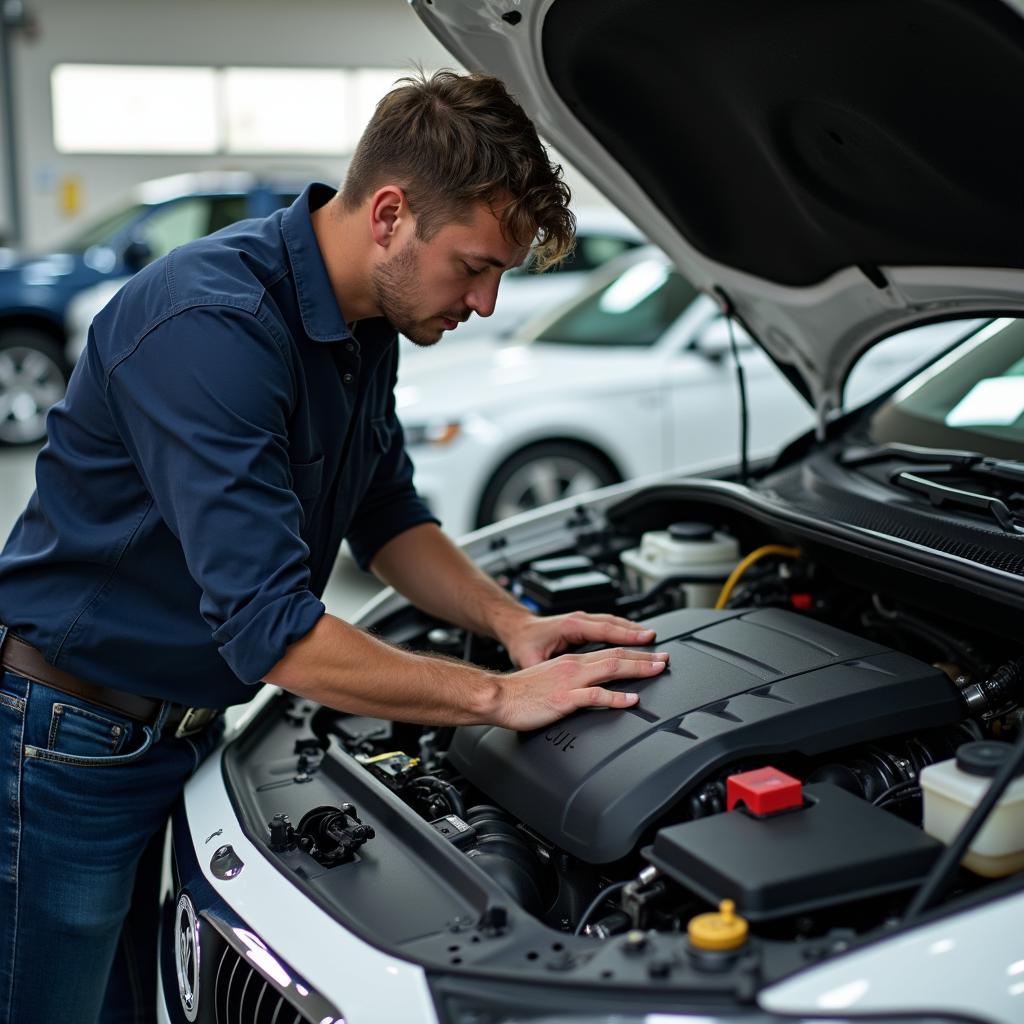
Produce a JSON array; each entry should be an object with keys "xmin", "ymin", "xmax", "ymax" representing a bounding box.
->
[{"xmin": 0, "ymin": 666, "xmax": 224, "ymax": 1023}]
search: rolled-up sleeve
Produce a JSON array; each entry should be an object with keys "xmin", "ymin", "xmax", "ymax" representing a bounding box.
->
[
  {"xmin": 345, "ymin": 359, "xmax": 439, "ymax": 571},
  {"xmin": 105, "ymin": 303, "xmax": 325, "ymax": 684}
]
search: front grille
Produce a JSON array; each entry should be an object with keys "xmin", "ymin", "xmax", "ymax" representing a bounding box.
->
[{"xmin": 212, "ymin": 941, "xmax": 315, "ymax": 1024}]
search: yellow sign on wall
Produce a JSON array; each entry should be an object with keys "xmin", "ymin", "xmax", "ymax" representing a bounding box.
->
[{"xmin": 59, "ymin": 175, "xmax": 83, "ymax": 217}]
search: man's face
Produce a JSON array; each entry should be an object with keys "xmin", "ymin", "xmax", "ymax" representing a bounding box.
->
[{"xmin": 371, "ymin": 199, "xmax": 529, "ymax": 347}]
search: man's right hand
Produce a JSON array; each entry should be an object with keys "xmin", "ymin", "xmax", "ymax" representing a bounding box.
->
[
  {"xmin": 267, "ymin": 614, "xmax": 669, "ymax": 731},
  {"xmin": 492, "ymin": 647, "xmax": 669, "ymax": 731}
]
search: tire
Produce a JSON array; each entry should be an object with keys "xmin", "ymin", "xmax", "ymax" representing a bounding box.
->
[
  {"xmin": 476, "ymin": 441, "xmax": 620, "ymax": 528},
  {"xmin": 0, "ymin": 329, "xmax": 69, "ymax": 446}
]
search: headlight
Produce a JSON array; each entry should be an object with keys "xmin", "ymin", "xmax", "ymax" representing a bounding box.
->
[{"xmin": 403, "ymin": 420, "xmax": 462, "ymax": 447}]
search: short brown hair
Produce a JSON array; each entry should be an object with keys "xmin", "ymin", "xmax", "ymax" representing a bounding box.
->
[{"xmin": 340, "ymin": 69, "xmax": 575, "ymax": 270}]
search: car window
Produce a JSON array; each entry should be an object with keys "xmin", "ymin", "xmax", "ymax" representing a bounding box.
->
[
  {"xmin": 870, "ymin": 317, "xmax": 1024, "ymax": 459},
  {"xmin": 207, "ymin": 196, "xmax": 250, "ymax": 233},
  {"xmin": 507, "ymin": 231, "xmax": 642, "ymax": 277},
  {"xmin": 541, "ymin": 232, "xmax": 642, "ymax": 275},
  {"xmin": 844, "ymin": 319, "xmax": 986, "ymax": 410},
  {"xmin": 63, "ymin": 203, "xmax": 147, "ymax": 250},
  {"xmin": 137, "ymin": 198, "xmax": 216, "ymax": 258},
  {"xmin": 575, "ymin": 232, "xmax": 642, "ymax": 271},
  {"xmin": 534, "ymin": 258, "xmax": 699, "ymax": 347},
  {"xmin": 136, "ymin": 195, "xmax": 253, "ymax": 257}
]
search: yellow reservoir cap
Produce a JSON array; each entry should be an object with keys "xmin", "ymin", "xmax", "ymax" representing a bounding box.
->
[{"xmin": 687, "ymin": 899, "xmax": 749, "ymax": 951}]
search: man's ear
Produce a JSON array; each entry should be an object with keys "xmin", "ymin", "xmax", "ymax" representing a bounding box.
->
[{"xmin": 369, "ymin": 186, "xmax": 409, "ymax": 250}]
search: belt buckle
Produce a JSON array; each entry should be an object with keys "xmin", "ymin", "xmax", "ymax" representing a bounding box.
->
[{"xmin": 174, "ymin": 706, "xmax": 217, "ymax": 739}]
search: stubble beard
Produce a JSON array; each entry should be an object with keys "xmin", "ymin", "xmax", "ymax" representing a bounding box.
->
[{"xmin": 371, "ymin": 239, "xmax": 443, "ymax": 348}]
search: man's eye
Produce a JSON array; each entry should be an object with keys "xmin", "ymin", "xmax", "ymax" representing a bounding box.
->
[{"xmin": 463, "ymin": 263, "xmax": 484, "ymax": 276}]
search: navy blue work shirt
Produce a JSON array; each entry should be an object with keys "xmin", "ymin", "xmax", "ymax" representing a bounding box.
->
[{"xmin": 0, "ymin": 184, "xmax": 438, "ymax": 707}]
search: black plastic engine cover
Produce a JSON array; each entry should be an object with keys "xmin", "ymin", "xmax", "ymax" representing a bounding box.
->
[{"xmin": 448, "ymin": 608, "xmax": 963, "ymax": 863}]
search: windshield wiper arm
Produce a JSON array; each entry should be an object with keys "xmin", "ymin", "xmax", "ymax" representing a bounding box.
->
[
  {"xmin": 840, "ymin": 442, "xmax": 987, "ymax": 468},
  {"xmin": 843, "ymin": 443, "xmax": 1024, "ymax": 488},
  {"xmin": 971, "ymin": 457, "xmax": 1024, "ymax": 486},
  {"xmin": 891, "ymin": 471, "xmax": 1024, "ymax": 534}
]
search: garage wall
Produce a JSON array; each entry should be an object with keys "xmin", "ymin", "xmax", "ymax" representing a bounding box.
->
[
  {"xmin": 0, "ymin": 77, "xmax": 9, "ymax": 247},
  {"xmin": 2, "ymin": 0, "xmax": 451, "ymax": 247},
  {"xmin": 0, "ymin": 0, "xmax": 612, "ymax": 251}
]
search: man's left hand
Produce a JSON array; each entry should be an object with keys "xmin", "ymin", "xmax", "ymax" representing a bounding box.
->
[{"xmin": 500, "ymin": 611, "xmax": 657, "ymax": 669}]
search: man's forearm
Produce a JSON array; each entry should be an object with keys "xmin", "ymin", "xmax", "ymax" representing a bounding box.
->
[
  {"xmin": 264, "ymin": 607, "xmax": 667, "ymax": 731},
  {"xmin": 368, "ymin": 522, "xmax": 532, "ymax": 645},
  {"xmin": 264, "ymin": 612, "xmax": 503, "ymax": 725}
]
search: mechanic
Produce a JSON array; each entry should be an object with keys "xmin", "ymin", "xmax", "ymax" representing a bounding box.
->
[{"xmin": 0, "ymin": 71, "xmax": 668, "ymax": 1022}]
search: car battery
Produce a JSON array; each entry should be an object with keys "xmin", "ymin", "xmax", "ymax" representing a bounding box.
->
[
  {"xmin": 643, "ymin": 781, "xmax": 942, "ymax": 921},
  {"xmin": 517, "ymin": 555, "xmax": 618, "ymax": 614}
]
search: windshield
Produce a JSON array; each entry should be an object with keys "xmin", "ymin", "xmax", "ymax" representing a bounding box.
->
[
  {"xmin": 533, "ymin": 256, "xmax": 699, "ymax": 347},
  {"xmin": 62, "ymin": 203, "xmax": 147, "ymax": 250},
  {"xmin": 871, "ymin": 318, "xmax": 1024, "ymax": 460}
]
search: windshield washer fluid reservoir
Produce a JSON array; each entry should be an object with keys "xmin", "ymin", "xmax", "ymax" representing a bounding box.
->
[
  {"xmin": 920, "ymin": 740, "xmax": 1024, "ymax": 877},
  {"xmin": 621, "ymin": 522, "xmax": 739, "ymax": 608}
]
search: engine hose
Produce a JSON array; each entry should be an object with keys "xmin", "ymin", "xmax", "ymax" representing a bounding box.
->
[
  {"xmin": 574, "ymin": 880, "xmax": 630, "ymax": 936},
  {"xmin": 869, "ymin": 595, "xmax": 985, "ymax": 673},
  {"xmin": 982, "ymin": 658, "xmax": 1024, "ymax": 715},
  {"xmin": 406, "ymin": 776, "xmax": 466, "ymax": 819},
  {"xmin": 715, "ymin": 546, "xmax": 801, "ymax": 610},
  {"xmin": 861, "ymin": 611, "xmax": 962, "ymax": 665},
  {"xmin": 959, "ymin": 657, "xmax": 1024, "ymax": 721},
  {"xmin": 463, "ymin": 805, "xmax": 550, "ymax": 916}
]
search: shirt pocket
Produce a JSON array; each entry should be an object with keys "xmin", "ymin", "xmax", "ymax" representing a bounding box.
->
[{"xmin": 289, "ymin": 455, "xmax": 325, "ymax": 504}]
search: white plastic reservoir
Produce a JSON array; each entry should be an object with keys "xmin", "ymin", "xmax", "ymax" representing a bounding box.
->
[
  {"xmin": 920, "ymin": 740, "xmax": 1024, "ymax": 878},
  {"xmin": 621, "ymin": 522, "xmax": 740, "ymax": 608}
]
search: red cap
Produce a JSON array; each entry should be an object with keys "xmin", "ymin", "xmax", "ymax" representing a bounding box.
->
[{"xmin": 727, "ymin": 766, "xmax": 803, "ymax": 816}]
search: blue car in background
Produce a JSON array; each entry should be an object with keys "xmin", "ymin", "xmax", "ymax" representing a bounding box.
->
[{"xmin": 0, "ymin": 171, "xmax": 307, "ymax": 445}]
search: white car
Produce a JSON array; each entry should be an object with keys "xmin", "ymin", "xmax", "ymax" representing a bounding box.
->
[
  {"xmin": 401, "ymin": 246, "xmax": 969, "ymax": 538},
  {"xmin": 448, "ymin": 205, "xmax": 645, "ymax": 340},
  {"xmin": 160, "ymin": 2, "xmax": 1024, "ymax": 1024}
]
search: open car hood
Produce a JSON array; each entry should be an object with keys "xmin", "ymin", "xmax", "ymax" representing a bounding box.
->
[{"xmin": 412, "ymin": 0, "xmax": 1024, "ymax": 424}]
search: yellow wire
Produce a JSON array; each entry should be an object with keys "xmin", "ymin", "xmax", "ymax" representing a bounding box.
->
[
  {"xmin": 714, "ymin": 545, "xmax": 802, "ymax": 610},
  {"xmin": 359, "ymin": 751, "xmax": 420, "ymax": 767}
]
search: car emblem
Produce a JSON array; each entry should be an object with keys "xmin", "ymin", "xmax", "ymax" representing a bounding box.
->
[{"xmin": 174, "ymin": 892, "xmax": 201, "ymax": 1022}]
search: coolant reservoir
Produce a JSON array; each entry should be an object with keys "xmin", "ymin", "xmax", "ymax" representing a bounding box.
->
[
  {"xmin": 920, "ymin": 740, "xmax": 1024, "ymax": 877},
  {"xmin": 620, "ymin": 522, "xmax": 739, "ymax": 608}
]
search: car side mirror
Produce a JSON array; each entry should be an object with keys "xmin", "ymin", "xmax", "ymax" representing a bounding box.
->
[
  {"xmin": 691, "ymin": 317, "xmax": 752, "ymax": 361},
  {"xmin": 121, "ymin": 237, "xmax": 152, "ymax": 272}
]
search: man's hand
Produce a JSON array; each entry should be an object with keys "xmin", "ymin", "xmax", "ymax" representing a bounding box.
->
[
  {"xmin": 365, "ymin": 526, "xmax": 670, "ymax": 729},
  {"xmin": 499, "ymin": 610, "xmax": 658, "ymax": 669},
  {"xmin": 494, "ymin": 646, "xmax": 669, "ymax": 731},
  {"xmin": 268, "ymin": 612, "xmax": 669, "ymax": 732}
]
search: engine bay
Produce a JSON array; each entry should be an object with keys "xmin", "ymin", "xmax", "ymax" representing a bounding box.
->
[{"xmin": 224, "ymin": 482, "xmax": 1024, "ymax": 988}]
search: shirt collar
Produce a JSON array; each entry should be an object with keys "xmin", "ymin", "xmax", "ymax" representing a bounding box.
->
[{"xmin": 281, "ymin": 182, "xmax": 353, "ymax": 344}]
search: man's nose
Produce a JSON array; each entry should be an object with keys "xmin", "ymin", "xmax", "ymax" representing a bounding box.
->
[{"xmin": 466, "ymin": 278, "xmax": 500, "ymax": 318}]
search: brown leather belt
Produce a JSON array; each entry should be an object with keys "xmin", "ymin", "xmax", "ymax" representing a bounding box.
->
[{"xmin": 0, "ymin": 630, "xmax": 219, "ymax": 738}]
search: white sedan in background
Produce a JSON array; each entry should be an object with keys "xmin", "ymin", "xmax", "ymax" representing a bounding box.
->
[
  {"xmin": 400, "ymin": 247, "xmax": 976, "ymax": 539},
  {"xmin": 451, "ymin": 205, "xmax": 644, "ymax": 339}
]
